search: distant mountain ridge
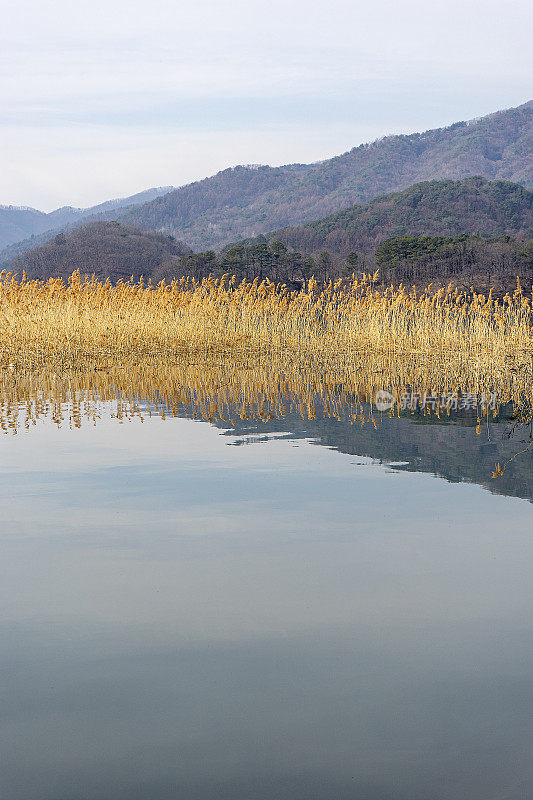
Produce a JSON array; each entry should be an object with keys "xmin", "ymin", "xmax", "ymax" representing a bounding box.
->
[
  {"xmin": 1, "ymin": 100, "xmax": 531, "ymax": 263},
  {"xmin": 0, "ymin": 186, "xmax": 174, "ymax": 251},
  {"xmin": 12, "ymin": 179, "xmax": 532, "ymax": 291},
  {"xmin": 0, "ymin": 205, "xmax": 49, "ymax": 252},
  {"xmin": 120, "ymin": 100, "xmax": 532, "ymax": 249}
]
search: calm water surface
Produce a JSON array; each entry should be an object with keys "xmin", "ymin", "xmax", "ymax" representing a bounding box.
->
[{"xmin": 1, "ymin": 403, "xmax": 532, "ymax": 800}]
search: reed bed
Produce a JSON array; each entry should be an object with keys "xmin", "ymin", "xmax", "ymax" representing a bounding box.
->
[{"xmin": 1, "ymin": 270, "xmax": 532, "ymax": 372}]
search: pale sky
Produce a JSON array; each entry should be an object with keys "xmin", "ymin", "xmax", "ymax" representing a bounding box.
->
[{"xmin": 1, "ymin": 0, "xmax": 531, "ymax": 211}]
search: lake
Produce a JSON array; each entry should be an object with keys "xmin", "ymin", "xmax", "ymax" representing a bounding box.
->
[{"xmin": 1, "ymin": 378, "xmax": 532, "ymax": 800}]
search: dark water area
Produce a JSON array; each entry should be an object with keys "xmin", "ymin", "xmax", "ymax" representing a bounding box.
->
[
  {"xmin": 1, "ymin": 397, "xmax": 532, "ymax": 800},
  {"xmin": 212, "ymin": 404, "xmax": 533, "ymax": 503}
]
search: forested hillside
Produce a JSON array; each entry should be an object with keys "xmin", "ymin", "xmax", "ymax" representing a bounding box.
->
[
  {"xmin": 11, "ymin": 222, "xmax": 191, "ymax": 282},
  {"xmin": 169, "ymin": 178, "xmax": 533, "ymax": 292},
  {"xmin": 121, "ymin": 101, "xmax": 532, "ymax": 249},
  {"xmin": 270, "ymin": 178, "xmax": 533, "ymax": 254},
  {"xmin": 11, "ymin": 179, "xmax": 532, "ymax": 292}
]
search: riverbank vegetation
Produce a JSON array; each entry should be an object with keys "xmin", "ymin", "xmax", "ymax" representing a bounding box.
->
[{"xmin": 1, "ymin": 270, "xmax": 532, "ymax": 377}]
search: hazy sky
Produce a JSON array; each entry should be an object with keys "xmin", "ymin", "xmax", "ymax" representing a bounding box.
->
[{"xmin": 1, "ymin": 0, "xmax": 531, "ymax": 210}]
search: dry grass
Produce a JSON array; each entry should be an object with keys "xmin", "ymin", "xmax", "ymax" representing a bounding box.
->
[{"xmin": 1, "ymin": 270, "xmax": 532, "ymax": 373}]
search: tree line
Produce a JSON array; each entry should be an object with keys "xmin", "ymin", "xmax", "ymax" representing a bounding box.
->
[
  {"xmin": 161, "ymin": 234, "xmax": 533, "ymax": 292},
  {"xmin": 163, "ymin": 240, "xmax": 353, "ymax": 286}
]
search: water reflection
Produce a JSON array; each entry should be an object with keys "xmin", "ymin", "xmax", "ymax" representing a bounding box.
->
[
  {"xmin": 0, "ymin": 363, "xmax": 532, "ymax": 800},
  {"xmin": 1, "ymin": 360, "xmax": 531, "ymax": 500}
]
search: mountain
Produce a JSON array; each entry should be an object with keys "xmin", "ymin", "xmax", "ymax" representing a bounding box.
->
[
  {"xmin": 0, "ymin": 205, "xmax": 49, "ymax": 251},
  {"xmin": 11, "ymin": 221, "xmax": 191, "ymax": 283},
  {"xmin": 120, "ymin": 101, "xmax": 532, "ymax": 250},
  {"xmin": 2, "ymin": 100, "xmax": 531, "ymax": 263},
  {"xmin": 42, "ymin": 186, "xmax": 175, "ymax": 231},
  {"xmin": 266, "ymin": 178, "xmax": 533, "ymax": 255},
  {"xmin": 167, "ymin": 178, "xmax": 531, "ymax": 292},
  {"xmin": 0, "ymin": 186, "xmax": 173, "ymax": 251},
  {"xmin": 10, "ymin": 179, "xmax": 532, "ymax": 290}
]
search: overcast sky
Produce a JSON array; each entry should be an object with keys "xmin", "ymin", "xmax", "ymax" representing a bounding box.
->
[{"xmin": 1, "ymin": 0, "xmax": 531, "ymax": 211}]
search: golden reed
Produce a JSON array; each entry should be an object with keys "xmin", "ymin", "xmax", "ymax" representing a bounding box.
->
[{"xmin": 0, "ymin": 270, "xmax": 532, "ymax": 371}]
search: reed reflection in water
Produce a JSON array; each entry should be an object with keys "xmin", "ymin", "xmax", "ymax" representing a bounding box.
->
[{"xmin": 1, "ymin": 357, "xmax": 532, "ymax": 800}]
